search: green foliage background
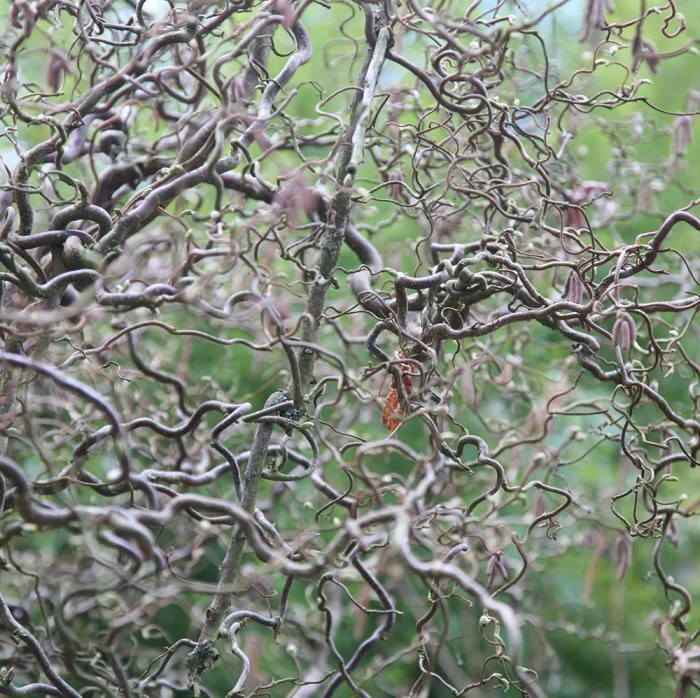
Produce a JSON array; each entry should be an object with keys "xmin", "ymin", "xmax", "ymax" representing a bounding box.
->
[{"xmin": 1, "ymin": 0, "xmax": 700, "ymax": 696}]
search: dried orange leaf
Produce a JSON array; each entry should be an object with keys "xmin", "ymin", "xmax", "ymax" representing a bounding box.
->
[{"xmin": 382, "ymin": 385, "xmax": 403, "ymax": 431}]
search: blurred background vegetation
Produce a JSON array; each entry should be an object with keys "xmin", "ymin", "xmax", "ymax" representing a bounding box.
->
[{"xmin": 1, "ymin": 0, "xmax": 700, "ymax": 696}]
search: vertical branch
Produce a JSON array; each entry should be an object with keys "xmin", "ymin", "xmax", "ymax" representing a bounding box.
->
[
  {"xmin": 190, "ymin": 19, "xmax": 392, "ymax": 689},
  {"xmin": 196, "ymin": 395, "xmax": 280, "ymax": 646},
  {"xmin": 297, "ymin": 25, "xmax": 391, "ymax": 394}
]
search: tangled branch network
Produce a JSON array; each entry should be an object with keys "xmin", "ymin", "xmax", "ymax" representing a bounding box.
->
[{"xmin": 1, "ymin": 0, "xmax": 700, "ymax": 695}]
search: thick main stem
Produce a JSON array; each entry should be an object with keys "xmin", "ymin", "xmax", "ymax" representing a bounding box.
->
[
  {"xmin": 200, "ymin": 416, "xmax": 275, "ymax": 640},
  {"xmin": 298, "ymin": 27, "xmax": 391, "ymax": 393},
  {"xmin": 191, "ymin": 22, "xmax": 391, "ymax": 687}
]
